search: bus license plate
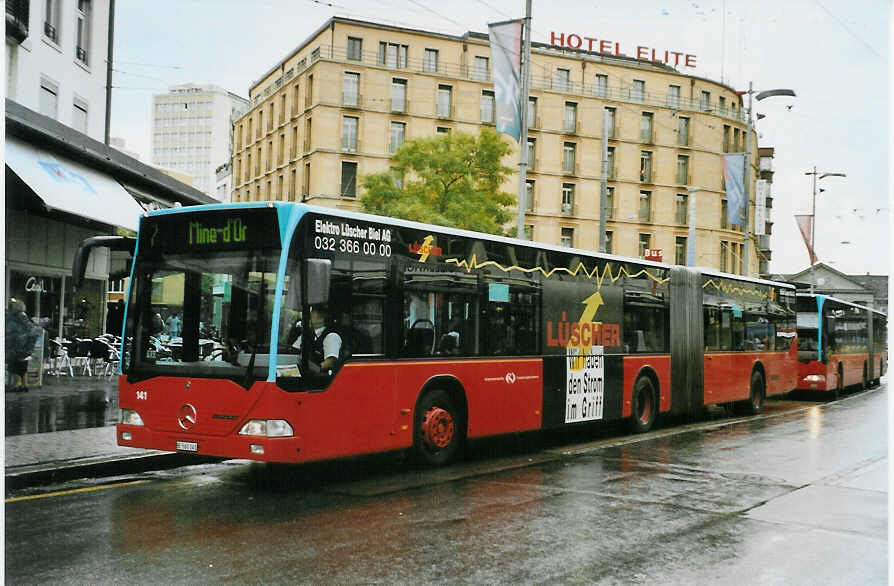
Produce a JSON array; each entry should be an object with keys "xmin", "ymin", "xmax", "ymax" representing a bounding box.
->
[{"xmin": 176, "ymin": 440, "xmax": 198, "ymax": 452}]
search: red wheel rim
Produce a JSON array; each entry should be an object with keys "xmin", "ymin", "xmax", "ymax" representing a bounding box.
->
[{"xmin": 423, "ymin": 406, "xmax": 454, "ymax": 449}]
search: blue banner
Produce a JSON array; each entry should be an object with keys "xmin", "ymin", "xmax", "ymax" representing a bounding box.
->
[
  {"xmin": 488, "ymin": 20, "xmax": 523, "ymax": 142},
  {"xmin": 723, "ymin": 153, "xmax": 745, "ymax": 227}
]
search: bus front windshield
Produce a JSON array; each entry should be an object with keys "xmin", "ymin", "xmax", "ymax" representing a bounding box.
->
[{"xmin": 125, "ymin": 248, "xmax": 282, "ymax": 382}]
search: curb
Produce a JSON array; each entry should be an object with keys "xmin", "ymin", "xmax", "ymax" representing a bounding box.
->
[{"xmin": 5, "ymin": 451, "xmax": 222, "ymax": 490}]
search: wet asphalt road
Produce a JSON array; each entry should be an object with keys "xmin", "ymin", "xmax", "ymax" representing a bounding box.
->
[{"xmin": 5, "ymin": 385, "xmax": 887, "ymax": 585}]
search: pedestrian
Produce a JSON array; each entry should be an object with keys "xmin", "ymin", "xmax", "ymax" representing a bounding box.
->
[{"xmin": 5, "ymin": 299, "xmax": 39, "ymax": 392}]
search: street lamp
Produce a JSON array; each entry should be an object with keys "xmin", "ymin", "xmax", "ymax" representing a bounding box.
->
[
  {"xmin": 804, "ymin": 167, "xmax": 846, "ymax": 293},
  {"xmin": 743, "ymin": 84, "xmax": 796, "ymax": 277}
]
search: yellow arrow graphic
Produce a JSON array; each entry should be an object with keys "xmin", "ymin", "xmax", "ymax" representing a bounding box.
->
[
  {"xmin": 418, "ymin": 235, "xmax": 434, "ymax": 262},
  {"xmin": 579, "ymin": 291, "xmax": 604, "ymax": 323}
]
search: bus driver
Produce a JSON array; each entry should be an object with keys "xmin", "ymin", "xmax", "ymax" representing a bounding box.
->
[{"xmin": 291, "ymin": 306, "xmax": 343, "ymax": 374}]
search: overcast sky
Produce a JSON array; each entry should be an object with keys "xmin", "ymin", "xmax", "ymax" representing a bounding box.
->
[{"xmin": 110, "ymin": 0, "xmax": 889, "ymax": 276}]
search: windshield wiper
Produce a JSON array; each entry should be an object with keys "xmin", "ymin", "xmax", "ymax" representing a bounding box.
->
[{"xmin": 243, "ymin": 347, "xmax": 257, "ymax": 389}]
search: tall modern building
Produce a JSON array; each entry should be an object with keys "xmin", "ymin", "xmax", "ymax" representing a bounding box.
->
[
  {"xmin": 757, "ymin": 147, "xmax": 775, "ymax": 277},
  {"xmin": 6, "ymin": 0, "xmax": 111, "ymax": 141},
  {"xmin": 233, "ymin": 17, "xmax": 768, "ymax": 275},
  {"xmin": 151, "ymin": 84, "xmax": 249, "ymax": 197}
]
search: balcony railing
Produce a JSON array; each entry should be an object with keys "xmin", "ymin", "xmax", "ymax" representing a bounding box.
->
[{"xmin": 248, "ymin": 44, "xmax": 749, "ymax": 125}]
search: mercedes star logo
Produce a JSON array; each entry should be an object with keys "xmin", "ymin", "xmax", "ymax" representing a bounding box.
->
[{"xmin": 178, "ymin": 403, "xmax": 197, "ymax": 430}]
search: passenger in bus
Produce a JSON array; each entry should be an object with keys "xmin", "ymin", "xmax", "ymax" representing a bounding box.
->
[{"xmin": 438, "ymin": 320, "xmax": 462, "ymax": 355}]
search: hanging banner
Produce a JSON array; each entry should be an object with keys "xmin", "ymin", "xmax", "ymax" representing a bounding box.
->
[
  {"xmin": 488, "ymin": 19, "xmax": 523, "ymax": 142},
  {"xmin": 723, "ymin": 153, "xmax": 745, "ymax": 227},
  {"xmin": 754, "ymin": 179, "xmax": 769, "ymax": 236},
  {"xmin": 795, "ymin": 214, "xmax": 818, "ymax": 265}
]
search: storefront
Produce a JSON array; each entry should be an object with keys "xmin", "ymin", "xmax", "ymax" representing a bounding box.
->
[{"xmin": 5, "ymin": 100, "xmax": 216, "ymax": 387}]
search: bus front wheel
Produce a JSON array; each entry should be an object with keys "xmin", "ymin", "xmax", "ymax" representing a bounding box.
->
[
  {"xmin": 413, "ymin": 388, "xmax": 464, "ymax": 467},
  {"xmin": 629, "ymin": 376, "xmax": 657, "ymax": 434}
]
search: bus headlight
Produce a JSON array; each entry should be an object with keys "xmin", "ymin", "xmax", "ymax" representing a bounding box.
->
[
  {"xmin": 238, "ymin": 419, "xmax": 294, "ymax": 437},
  {"xmin": 804, "ymin": 375, "xmax": 826, "ymax": 383},
  {"xmin": 120, "ymin": 409, "xmax": 144, "ymax": 426}
]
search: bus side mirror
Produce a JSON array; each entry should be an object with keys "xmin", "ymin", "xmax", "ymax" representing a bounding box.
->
[
  {"xmin": 72, "ymin": 236, "xmax": 136, "ymax": 290},
  {"xmin": 305, "ymin": 258, "xmax": 331, "ymax": 306}
]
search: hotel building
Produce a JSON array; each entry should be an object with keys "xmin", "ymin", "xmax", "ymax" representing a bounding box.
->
[{"xmin": 232, "ymin": 17, "xmax": 765, "ymax": 274}]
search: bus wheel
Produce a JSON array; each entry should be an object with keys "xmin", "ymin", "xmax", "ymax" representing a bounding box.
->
[
  {"xmin": 629, "ymin": 376, "xmax": 657, "ymax": 434},
  {"xmin": 414, "ymin": 388, "xmax": 464, "ymax": 467},
  {"xmin": 742, "ymin": 370, "xmax": 764, "ymax": 415}
]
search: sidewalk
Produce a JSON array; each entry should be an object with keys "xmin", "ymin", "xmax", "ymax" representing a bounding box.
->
[{"xmin": 5, "ymin": 375, "xmax": 199, "ymax": 490}]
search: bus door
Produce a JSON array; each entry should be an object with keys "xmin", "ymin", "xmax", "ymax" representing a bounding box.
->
[{"xmin": 669, "ymin": 266, "xmax": 703, "ymax": 415}]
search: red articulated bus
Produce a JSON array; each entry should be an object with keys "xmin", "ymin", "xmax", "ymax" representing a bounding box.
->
[
  {"xmin": 73, "ymin": 203, "xmax": 798, "ymax": 466},
  {"xmin": 796, "ymin": 294, "xmax": 887, "ymax": 397}
]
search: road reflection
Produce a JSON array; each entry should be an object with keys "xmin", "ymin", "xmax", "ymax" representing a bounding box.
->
[{"xmin": 5, "ymin": 389, "xmax": 114, "ymax": 436}]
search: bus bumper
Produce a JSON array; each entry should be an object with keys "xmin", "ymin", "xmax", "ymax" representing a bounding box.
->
[{"xmin": 116, "ymin": 424, "xmax": 306, "ymax": 462}]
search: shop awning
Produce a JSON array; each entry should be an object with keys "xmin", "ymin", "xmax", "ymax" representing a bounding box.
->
[{"xmin": 5, "ymin": 136, "xmax": 144, "ymax": 231}]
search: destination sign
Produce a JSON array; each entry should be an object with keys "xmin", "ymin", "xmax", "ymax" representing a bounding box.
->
[{"xmin": 140, "ymin": 208, "xmax": 280, "ymax": 254}]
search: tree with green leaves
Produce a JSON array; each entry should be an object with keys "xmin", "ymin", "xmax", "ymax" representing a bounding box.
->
[{"xmin": 359, "ymin": 127, "xmax": 516, "ymax": 235}]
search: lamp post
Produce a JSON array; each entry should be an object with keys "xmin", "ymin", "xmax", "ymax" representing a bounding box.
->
[
  {"xmin": 742, "ymin": 84, "xmax": 795, "ymax": 277},
  {"xmin": 804, "ymin": 167, "xmax": 846, "ymax": 293}
]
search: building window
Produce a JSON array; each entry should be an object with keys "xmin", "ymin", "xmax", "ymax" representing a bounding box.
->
[
  {"xmin": 562, "ymin": 142, "xmax": 576, "ymax": 175},
  {"xmin": 555, "ymin": 68, "xmax": 571, "ymax": 91},
  {"xmin": 632, "ymin": 79, "xmax": 645, "ymax": 102},
  {"xmin": 391, "ymin": 78, "xmax": 407, "ymax": 112},
  {"xmin": 639, "ymin": 191, "xmax": 652, "ymax": 222},
  {"xmin": 604, "ymin": 107, "xmax": 616, "ymax": 138},
  {"xmin": 342, "ymin": 116, "xmax": 358, "ymax": 152},
  {"xmin": 720, "ymin": 240, "xmax": 729, "ymax": 272},
  {"xmin": 423, "ymin": 48, "xmax": 439, "ymax": 73},
  {"xmin": 676, "ymin": 193, "xmax": 688, "ymax": 224},
  {"xmin": 604, "ymin": 186, "xmax": 615, "ymax": 219},
  {"xmin": 675, "ymin": 237, "xmax": 687, "ymax": 265},
  {"xmin": 561, "ymin": 183, "xmax": 575, "ymax": 214},
  {"xmin": 718, "ymin": 95, "xmax": 727, "ymax": 115},
  {"xmin": 528, "ymin": 96, "xmax": 538, "ymax": 127},
  {"xmin": 44, "ymin": 0, "xmax": 60, "ymax": 43},
  {"xmin": 640, "ymin": 112, "xmax": 653, "ymax": 142},
  {"xmin": 604, "ymin": 231, "xmax": 613, "ymax": 254},
  {"xmin": 667, "ymin": 84, "xmax": 680, "ymax": 108},
  {"xmin": 607, "ymin": 147, "xmax": 616, "ymax": 179},
  {"xmin": 76, "ymin": 0, "xmax": 91, "ymax": 65},
  {"xmin": 640, "ymin": 151, "xmax": 652, "ymax": 183},
  {"xmin": 523, "ymin": 225, "xmax": 534, "ymax": 241},
  {"xmin": 561, "ymin": 227, "xmax": 574, "ymax": 247},
  {"xmin": 347, "ymin": 36, "xmax": 363, "ymax": 61},
  {"xmin": 303, "ymin": 162, "xmax": 310, "ymax": 199},
  {"xmin": 436, "ymin": 126, "xmax": 450, "ymax": 134},
  {"xmin": 563, "ymin": 102, "xmax": 577, "ymax": 133},
  {"xmin": 639, "ymin": 233, "xmax": 651, "ymax": 257},
  {"xmin": 472, "ymin": 55, "xmax": 489, "ymax": 81},
  {"xmin": 280, "ymin": 94, "xmax": 286, "ymax": 124},
  {"xmin": 343, "ymin": 72, "xmax": 360, "ymax": 107},
  {"xmin": 306, "ymin": 74, "xmax": 313, "ymax": 108},
  {"xmin": 526, "ymin": 138, "xmax": 536, "ymax": 169},
  {"xmin": 721, "ymin": 199, "xmax": 729, "ymax": 230},
  {"xmin": 734, "ymin": 128, "xmax": 741, "ymax": 152},
  {"xmin": 701, "ymin": 90, "xmax": 711, "ymax": 111},
  {"xmin": 389, "ymin": 121, "xmax": 405, "ymax": 154},
  {"xmin": 304, "ymin": 118, "xmax": 312, "ymax": 151},
  {"xmin": 524, "ymin": 180, "xmax": 535, "ymax": 211},
  {"xmin": 678, "ymin": 116, "xmax": 690, "ymax": 146},
  {"xmin": 481, "ymin": 90, "xmax": 495, "ymax": 124},
  {"xmin": 292, "ymin": 84, "xmax": 300, "ymax": 116},
  {"xmin": 594, "ymin": 74, "xmax": 607, "ymax": 97},
  {"xmin": 291, "ymin": 126, "xmax": 298, "ymax": 159},
  {"xmin": 378, "ymin": 41, "xmax": 408, "ymax": 68},
  {"xmin": 267, "ymin": 140, "xmax": 273, "ymax": 171},
  {"xmin": 279, "ymin": 133, "xmax": 286, "ymax": 165},
  {"xmin": 437, "ymin": 85, "xmax": 452, "ymax": 117},
  {"xmin": 341, "ymin": 161, "xmax": 357, "ymax": 198},
  {"xmin": 677, "ymin": 155, "xmax": 690, "ymax": 184},
  {"xmin": 39, "ymin": 77, "xmax": 59, "ymax": 119},
  {"xmin": 72, "ymin": 98, "xmax": 88, "ymax": 134},
  {"xmin": 289, "ymin": 169, "xmax": 297, "ymax": 201},
  {"xmin": 723, "ymin": 125, "xmax": 730, "ymax": 153}
]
